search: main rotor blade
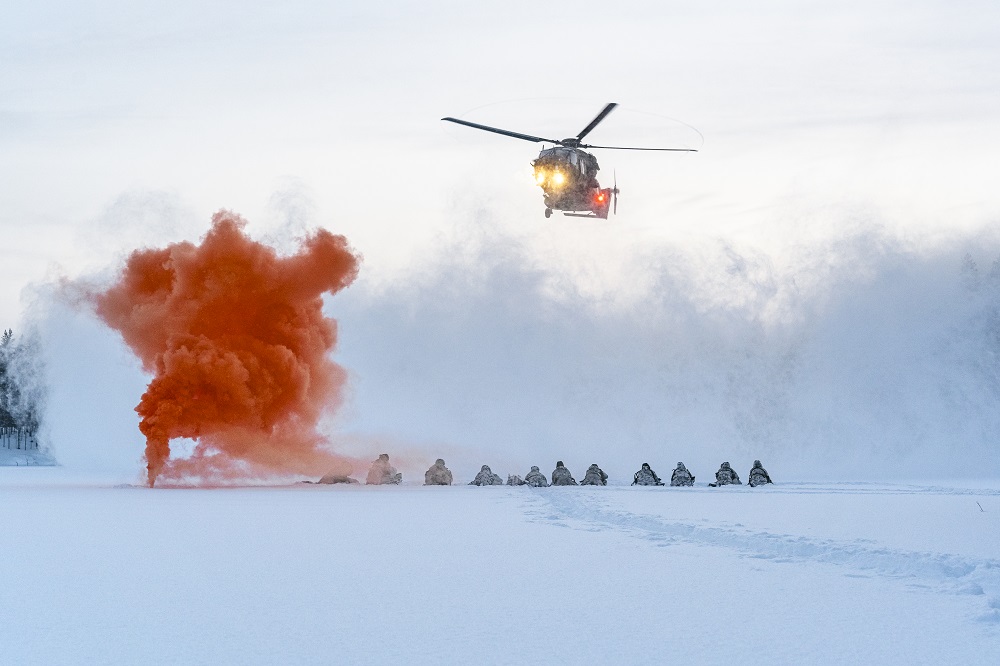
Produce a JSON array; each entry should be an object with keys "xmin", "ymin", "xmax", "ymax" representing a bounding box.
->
[
  {"xmin": 582, "ymin": 144, "xmax": 698, "ymax": 152},
  {"xmin": 441, "ymin": 117, "xmax": 557, "ymax": 144},
  {"xmin": 575, "ymin": 103, "xmax": 618, "ymax": 141}
]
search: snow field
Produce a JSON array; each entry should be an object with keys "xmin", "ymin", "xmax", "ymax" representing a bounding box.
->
[{"xmin": 1, "ymin": 475, "xmax": 998, "ymax": 665}]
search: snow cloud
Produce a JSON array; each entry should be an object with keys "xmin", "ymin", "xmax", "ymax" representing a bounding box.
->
[{"xmin": 331, "ymin": 206, "xmax": 1000, "ymax": 481}]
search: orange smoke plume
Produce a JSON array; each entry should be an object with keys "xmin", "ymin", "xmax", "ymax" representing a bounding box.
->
[{"xmin": 95, "ymin": 211, "xmax": 361, "ymax": 486}]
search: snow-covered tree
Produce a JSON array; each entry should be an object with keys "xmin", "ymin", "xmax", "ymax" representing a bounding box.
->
[
  {"xmin": 0, "ymin": 329, "xmax": 44, "ymax": 434},
  {"xmin": 0, "ymin": 329, "xmax": 16, "ymax": 428}
]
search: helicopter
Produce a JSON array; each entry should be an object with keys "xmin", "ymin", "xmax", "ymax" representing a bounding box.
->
[{"xmin": 442, "ymin": 102, "xmax": 697, "ymax": 219}]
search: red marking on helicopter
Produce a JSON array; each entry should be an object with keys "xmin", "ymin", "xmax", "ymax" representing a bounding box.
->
[
  {"xmin": 95, "ymin": 211, "xmax": 360, "ymax": 486},
  {"xmin": 442, "ymin": 102, "xmax": 697, "ymax": 219}
]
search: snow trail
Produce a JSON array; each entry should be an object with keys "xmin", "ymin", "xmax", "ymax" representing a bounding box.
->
[{"xmin": 526, "ymin": 485, "xmax": 1000, "ymax": 624}]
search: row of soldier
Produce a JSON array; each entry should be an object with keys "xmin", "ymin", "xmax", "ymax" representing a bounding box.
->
[{"xmin": 345, "ymin": 454, "xmax": 772, "ymax": 488}]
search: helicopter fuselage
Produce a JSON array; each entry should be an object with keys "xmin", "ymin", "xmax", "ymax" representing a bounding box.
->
[{"xmin": 532, "ymin": 146, "xmax": 612, "ymax": 219}]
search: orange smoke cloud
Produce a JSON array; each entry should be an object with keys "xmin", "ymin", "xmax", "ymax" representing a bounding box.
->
[{"xmin": 95, "ymin": 211, "xmax": 361, "ymax": 486}]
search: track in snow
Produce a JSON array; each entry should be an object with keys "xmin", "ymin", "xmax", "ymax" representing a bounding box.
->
[{"xmin": 525, "ymin": 483, "xmax": 1000, "ymax": 624}]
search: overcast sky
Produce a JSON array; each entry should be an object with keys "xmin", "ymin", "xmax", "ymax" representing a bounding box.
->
[
  {"xmin": 4, "ymin": 1, "xmax": 1000, "ymax": 479},
  {"xmin": 4, "ymin": 0, "xmax": 999, "ymax": 319}
]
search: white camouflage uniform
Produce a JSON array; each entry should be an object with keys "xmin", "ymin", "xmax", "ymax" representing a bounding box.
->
[
  {"xmin": 632, "ymin": 463, "xmax": 664, "ymax": 486},
  {"xmin": 524, "ymin": 466, "xmax": 549, "ymax": 487},
  {"xmin": 551, "ymin": 462, "xmax": 578, "ymax": 486},
  {"xmin": 670, "ymin": 463, "xmax": 694, "ymax": 486},
  {"xmin": 424, "ymin": 459, "xmax": 453, "ymax": 485},
  {"xmin": 580, "ymin": 464, "xmax": 608, "ymax": 486},
  {"xmin": 748, "ymin": 460, "xmax": 772, "ymax": 487},
  {"xmin": 366, "ymin": 454, "xmax": 403, "ymax": 485},
  {"xmin": 714, "ymin": 462, "xmax": 741, "ymax": 485},
  {"xmin": 469, "ymin": 465, "xmax": 504, "ymax": 486}
]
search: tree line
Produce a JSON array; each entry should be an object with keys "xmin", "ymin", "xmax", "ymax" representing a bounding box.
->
[{"xmin": 1, "ymin": 329, "xmax": 42, "ymax": 450}]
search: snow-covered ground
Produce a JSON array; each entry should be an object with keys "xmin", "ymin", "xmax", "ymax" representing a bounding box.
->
[{"xmin": 2, "ymin": 471, "xmax": 998, "ymax": 665}]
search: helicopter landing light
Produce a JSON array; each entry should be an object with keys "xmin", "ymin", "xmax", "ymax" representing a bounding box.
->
[
  {"xmin": 551, "ymin": 171, "xmax": 566, "ymax": 186},
  {"xmin": 535, "ymin": 170, "xmax": 547, "ymax": 185}
]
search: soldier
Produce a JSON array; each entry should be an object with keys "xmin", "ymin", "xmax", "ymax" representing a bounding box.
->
[
  {"xmin": 580, "ymin": 463, "xmax": 608, "ymax": 486},
  {"xmin": 507, "ymin": 474, "xmax": 526, "ymax": 486},
  {"xmin": 366, "ymin": 453, "xmax": 402, "ymax": 485},
  {"xmin": 524, "ymin": 466, "xmax": 549, "ymax": 487},
  {"xmin": 423, "ymin": 458, "xmax": 453, "ymax": 486},
  {"xmin": 670, "ymin": 462, "xmax": 695, "ymax": 487},
  {"xmin": 551, "ymin": 461, "xmax": 578, "ymax": 486},
  {"xmin": 469, "ymin": 465, "xmax": 504, "ymax": 486},
  {"xmin": 748, "ymin": 460, "xmax": 773, "ymax": 487},
  {"xmin": 318, "ymin": 473, "xmax": 359, "ymax": 484},
  {"xmin": 632, "ymin": 463, "xmax": 664, "ymax": 486},
  {"xmin": 713, "ymin": 461, "xmax": 741, "ymax": 486}
]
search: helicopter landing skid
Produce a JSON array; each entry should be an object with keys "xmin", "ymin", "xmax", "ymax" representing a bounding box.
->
[{"xmin": 562, "ymin": 212, "xmax": 607, "ymax": 219}]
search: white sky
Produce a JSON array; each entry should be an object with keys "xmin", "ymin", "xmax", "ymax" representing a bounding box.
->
[
  {"xmin": 4, "ymin": 1, "xmax": 1000, "ymax": 478},
  {"xmin": 3, "ymin": 0, "xmax": 1000, "ymax": 325}
]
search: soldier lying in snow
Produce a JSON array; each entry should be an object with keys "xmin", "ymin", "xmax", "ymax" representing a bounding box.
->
[
  {"xmin": 469, "ymin": 465, "xmax": 504, "ymax": 486},
  {"xmin": 507, "ymin": 474, "xmax": 526, "ymax": 486},
  {"xmin": 580, "ymin": 464, "xmax": 608, "ymax": 486},
  {"xmin": 632, "ymin": 463, "xmax": 664, "ymax": 486},
  {"xmin": 366, "ymin": 453, "xmax": 403, "ymax": 485},
  {"xmin": 317, "ymin": 473, "xmax": 359, "ymax": 484},
  {"xmin": 424, "ymin": 459, "xmax": 453, "ymax": 486},
  {"xmin": 712, "ymin": 462, "xmax": 741, "ymax": 486},
  {"xmin": 748, "ymin": 460, "xmax": 772, "ymax": 487},
  {"xmin": 524, "ymin": 466, "xmax": 549, "ymax": 487},
  {"xmin": 670, "ymin": 462, "xmax": 695, "ymax": 486},
  {"xmin": 551, "ymin": 461, "xmax": 578, "ymax": 486}
]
